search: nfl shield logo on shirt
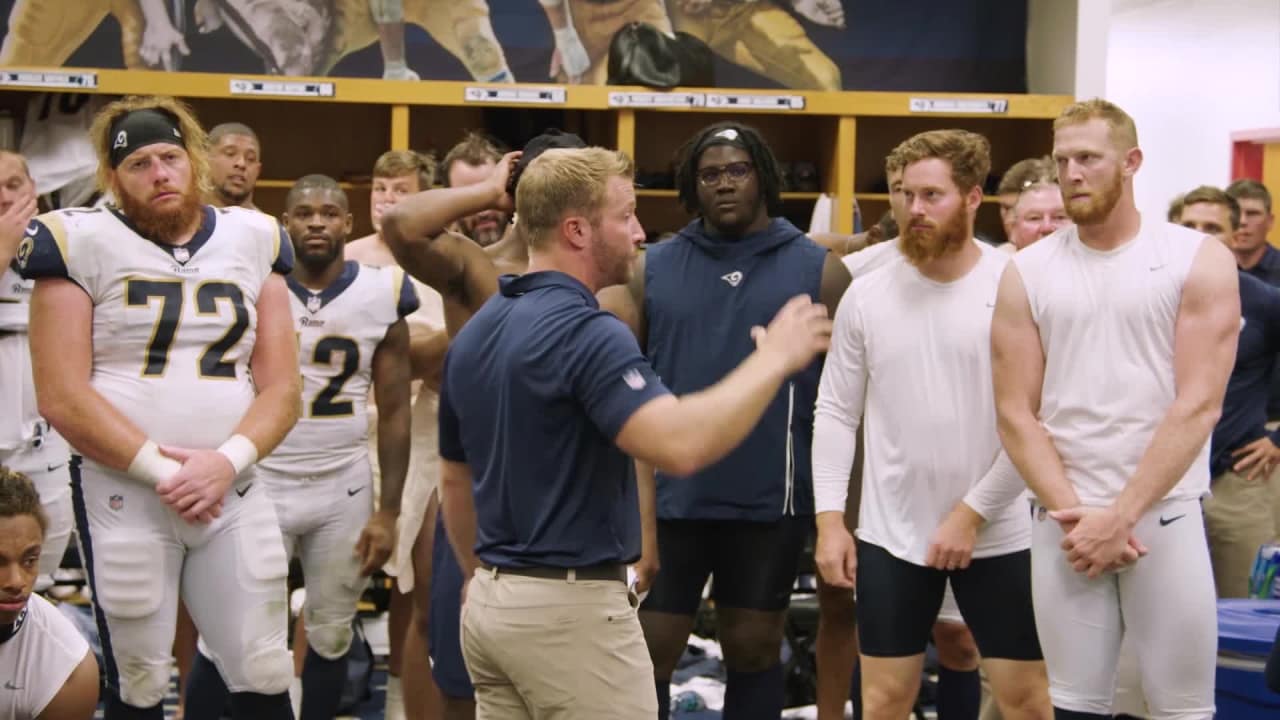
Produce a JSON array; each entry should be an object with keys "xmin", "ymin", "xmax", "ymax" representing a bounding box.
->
[
  {"xmin": 173, "ymin": 247, "xmax": 190, "ymax": 264},
  {"xmin": 109, "ymin": 494, "xmax": 124, "ymax": 511},
  {"xmin": 622, "ymin": 368, "xmax": 647, "ymax": 391},
  {"xmin": 307, "ymin": 295, "xmax": 322, "ymax": 313},
  {"xmin": 1036, "ymin": 505, "xmax": 1047, "ymax": 522}
]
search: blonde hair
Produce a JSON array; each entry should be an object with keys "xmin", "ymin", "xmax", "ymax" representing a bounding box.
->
[
  {"xmin": 1054, "ymin": 98, "xmax": 1139, "ymax": 151},
  {"xmin": 888, "ymin": 129, "xmax": 992, "ymax": 193},
  {"xmin": 515, "ymin": 147, "xmax": 635, "ymax": 249},
  {"xmin": 89, "ymin": 96, "xmax": 212, "ymax": 201},
  {"xmin": 373, "ymin": 150, "xmax": 436, "ymax": 191}
]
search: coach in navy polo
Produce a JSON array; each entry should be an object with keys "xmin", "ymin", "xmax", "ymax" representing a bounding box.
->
[{"xmin": 435, "ymin": 146, "xmax": 832, "ymax": 720}]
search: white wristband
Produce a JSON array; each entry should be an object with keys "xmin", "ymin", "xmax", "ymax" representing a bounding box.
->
[
  {"xmin": 127, "ymin": 440, "xmax": 182, "ymax": 487},
  {"xmin": 216, "ymin": 434, "xmax": 259, "ymax": 477},
  {"xmin": 538, "ymin": 0, "xmax": 563, "ymax": 7}
]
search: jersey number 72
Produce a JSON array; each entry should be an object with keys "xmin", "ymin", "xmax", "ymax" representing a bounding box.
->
[{"xmin": 126, "ymin": 279, "xmax": 249, "ymax": 378}]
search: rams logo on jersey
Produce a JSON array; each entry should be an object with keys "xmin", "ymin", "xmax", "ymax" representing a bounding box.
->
[{"xmin": 15, "ymin": 232, "xmax": 34, "ymax": 270}]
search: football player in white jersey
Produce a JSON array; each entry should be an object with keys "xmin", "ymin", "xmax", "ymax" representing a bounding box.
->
[
  {"xmin": 813, "ymin": 130, "xmax": 1052, "ymax": 720},
  {"xmin": 993, "ymin": 98, "xmax": 1239, "ymax": 719},
  {"xmin": 0, "ymin": 467, "xmax": 98, "ymax": 720},
  {"xmin": 187, "ymin": 174, "xmax": 416, "ymax": 719},
  {"xmin": 17, "ymin": 96, "xmax": 302, "ymax": 719},
  {"xmin": 0, "ymin": 151, "xmax": 75, "ymax": 593}
]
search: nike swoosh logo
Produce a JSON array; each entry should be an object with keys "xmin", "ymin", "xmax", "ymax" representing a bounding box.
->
[
  {"xmin": 235, "ymin": 483, "xmax": 252, "ymax": 498},
  {"xmin": 4, "ymin": 681, "xmax": 23, "ymax": 689},
  {"xmin": 347, "ymin": 487, "xmax": 364, "ymax": 497},
  {"xmin": 46, "ymin": 463, "xmax": 65, "ymax": 472},
  {"xmin": 1159, "ymin": 513, "xmax": 1185, "ymax": 526}
]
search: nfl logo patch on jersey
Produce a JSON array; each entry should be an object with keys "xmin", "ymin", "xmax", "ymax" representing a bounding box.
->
[
  {"xmin": 1036, "ymin": 505, "xmax": 1047, "ymax": 522},
  {"xmin": 173, "ymin": 247, "xmax": 190, "ymax": 264},
  {"xmin": 307, "ymin": 295, "xmax": 322, "ymax": 313},
  {"xmin": 622, "ymin": 368, "xmax": 647, "ymax": 390},
  {"xmin": 109, "ymin": 494, "xmax": 124, "ymax": 511}
]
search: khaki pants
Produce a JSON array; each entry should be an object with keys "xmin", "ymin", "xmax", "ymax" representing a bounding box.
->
[
  {"xmin": 1203, "ymin": 467, "xmax": 1280, "ymax": 598},
  {"xmin": 461, "ymin": 568, "xmax": 658, "ymax": 719}
]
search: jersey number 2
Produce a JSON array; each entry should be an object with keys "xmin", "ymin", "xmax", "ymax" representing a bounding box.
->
[
  {"xmin": 311, "ymin": 337, "xmax": 359, "ymax": 417},
  {"xmin": 127, "ymin": 280, "xmax": 249, "ymax": 377}
]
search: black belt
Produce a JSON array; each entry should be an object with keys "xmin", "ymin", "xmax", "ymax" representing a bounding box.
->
[{"xmin": 481, "ymin": 562, "xmax": 626, "ymax": 583}]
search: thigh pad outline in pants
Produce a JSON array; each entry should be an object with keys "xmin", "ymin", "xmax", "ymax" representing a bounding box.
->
[
  {"xmin": 1118, "ymin": 498, "xmax": 1217, "ymax": 720},
  {"xmin": 186, "ymin": 484, "xmax": 293, "ymax": 695},
  {"xmin": 1030, "ymin": 504, "xmax": 1123, "ymax": 715},
  {"xmin": 72, "ymin": 462, "xmax": 181, "ymax": 710},
  {"xmin": 298, "ymin": 466, "xmax": 373, "ymax": 661}
]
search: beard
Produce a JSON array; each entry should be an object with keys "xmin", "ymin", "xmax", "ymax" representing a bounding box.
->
[
  {"xmin": 901, "ymin": 205, "xmax": 971, "ymax": 266},
  {"xmin": 462, "ymin": 210, "xmax": 508, "ymax": 247},
  {"xmin": 116, "ymin": 178, "xmax": 203, "ymax": 244},
  {"xmin": 591, "ymin": 232, "xmax": 633, "ymax": 288},
  {"xmin": 297, "ymin": 237, "xmax": 342, "ymax": 271},
  {"xmin": 1063, "ymin": 167, "xmax": 1122, "ymax": 225}
]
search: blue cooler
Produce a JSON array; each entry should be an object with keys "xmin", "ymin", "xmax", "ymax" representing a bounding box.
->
[{"xmin": 1217, "ymin": 599, "xmax": 1280, "ymax": 718}]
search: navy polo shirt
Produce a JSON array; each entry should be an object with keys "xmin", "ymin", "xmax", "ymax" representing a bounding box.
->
[
  {"xmin": 1242, "ymin": 245, "xmax": 1280, "ymax": 420},
  {"xmin": 1210, "ymin": 271, "xmax": 1280, "ymax": 478},
  {"xmin": 437, "ymin": 271, "xmax": 671, "ymax": 569}
]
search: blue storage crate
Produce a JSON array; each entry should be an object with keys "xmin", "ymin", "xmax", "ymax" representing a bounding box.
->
[{"xmin": 1217, "ymin": 599, "xmax": 1280, "ymax": 719}]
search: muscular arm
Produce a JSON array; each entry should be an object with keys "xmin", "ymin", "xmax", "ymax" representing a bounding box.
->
[
  {"xmin": 819, "ymin": 251, "xmax": 853, "ymax": 314},
  {"xmin": 372, "ymin": 319, "xmax": 413, "ymax": 515},
  {"xmin": 381, "ymin": 207, "xmax": 498, "ymax": 333},
  {"xmin": 440, "ymin": 458, "xmax": 480, "ymax": 577},
  {"xmin": 30, "ymin": 279, "xmax": 150, "ymax": 471},
  {"xmin": 35, "ymin": 651, "xmax": 98, "ymax": 720},
  {"xmin": 409, "ymin": 325, "xmax": 449, "ymax": 390},
  {"xmin": 992, "ymin": 263, "xmax": 1078, "ymax": 510},
  {"xmin": 1113, "ymin": 239, "xmax": 1239, "ymax": 523},
  {"xmin": 234, "ymin": 273, "xmax": 301, "ymax": 457}
]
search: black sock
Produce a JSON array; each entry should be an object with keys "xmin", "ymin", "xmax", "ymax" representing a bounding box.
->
[
  {"xmin": 656, "ymin": 680, "xmax": 670, "ymax": 720},
  {"xmin": 230, "ymin": 690, "xmax": 294, "ymax": 719},
  {"xmin": 104, "ymin": 692, "xmax": 164, "ymax": 720},
  {"xmin": 936, "ymin": 666, "xmax": 980, "ymax": 720},
  {"xmin": 300, "ymin": 646, "xmax": 348, "ymax": 720},
  {"xmin": 1055, "ymin": 710, "xmax": 1109, "ymax": 720},
  {"xmin": 182, "ymin": 652, "xmax": 232, "ymax": 720},
  {"xmin": 849, "ymin": 660, "xmax": 863, "ymax": 720},
  {"xmin": 722, "ymin": 664, "xmax": 785, "ymax": 720}
]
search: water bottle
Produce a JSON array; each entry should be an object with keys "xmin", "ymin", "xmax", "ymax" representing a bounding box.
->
[{"xmin": 1248, "ymin": 542, "xmax": 1280, "ymax": 599}]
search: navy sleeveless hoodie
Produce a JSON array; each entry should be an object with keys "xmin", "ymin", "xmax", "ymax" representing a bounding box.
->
[{"xmin": 644, "ymin": 217, "xmax": 828, "ymax": 521}]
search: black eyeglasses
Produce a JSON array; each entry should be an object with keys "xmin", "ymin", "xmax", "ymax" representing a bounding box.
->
[{"xmin": 696, "ymin": 161, "xmax": 754, "ymax": 187}]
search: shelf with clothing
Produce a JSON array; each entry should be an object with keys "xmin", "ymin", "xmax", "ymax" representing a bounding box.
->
[{"xmin": 0, "ymin": 67, "xmax": 1074, "ymax": 240}]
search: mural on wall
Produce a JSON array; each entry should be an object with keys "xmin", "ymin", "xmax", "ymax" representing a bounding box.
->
[{"xmin": 0, "ymin": 0, "xmax": 1029, "ymax": 92}]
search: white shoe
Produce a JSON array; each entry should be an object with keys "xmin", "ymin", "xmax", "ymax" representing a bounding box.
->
[{"xmin": 790, "ymin": 0, "xmax": 845, "ymax": 28}]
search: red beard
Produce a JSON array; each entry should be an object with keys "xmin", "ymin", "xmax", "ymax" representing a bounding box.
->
[
  {"xmin": 1063, "ymin": 167, "xmax": 1122, "ymax": 226},
  {"xmin": 901, "ymin": 205, "xmax": 971, "ymax": 266},
  {"xmin": 116, "ymin": 180, "xmax": 203, "ymax": 243}
]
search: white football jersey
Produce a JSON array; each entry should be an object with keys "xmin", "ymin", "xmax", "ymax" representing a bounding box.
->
[
  {"xmin": 259, "ymin": 261, "xmax": 418, "ymax": 476},
  {"xmin": 0, "ymin": 594, "xmax": 90, "ymax": 720},
  {"xmin": 0, "ymin": 263, "xmax": 37, "ymax": 450},
  {"xmin": 16, "ymin": 205, "xmax": 293, "ymax": 466}
]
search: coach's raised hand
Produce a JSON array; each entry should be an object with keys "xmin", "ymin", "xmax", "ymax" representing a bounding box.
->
[{"xmin": 750, "ymin": 295, "xmax": 833, "ymax": 375}]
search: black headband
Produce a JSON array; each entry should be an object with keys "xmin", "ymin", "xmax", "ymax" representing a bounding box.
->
[{"xmin": 108, "ymin": 109, "xmax": 186, "ymax": 168}]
